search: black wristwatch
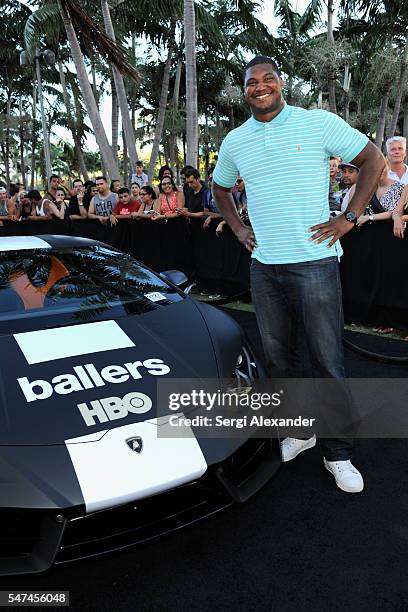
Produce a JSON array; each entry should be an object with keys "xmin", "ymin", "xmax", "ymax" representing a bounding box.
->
[{"xmin": 344, "ymin": 210, "xmax": 357, "ymax": 224}]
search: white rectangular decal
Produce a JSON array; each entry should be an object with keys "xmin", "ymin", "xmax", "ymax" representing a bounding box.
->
[
  {"xmin": 14, "ymin": 320, "xmax": 135, "ymax": 365},
  {"xmin": 66, "ymin": 419, "xmax": 207, "ymax": 513},
  {"xmin": 145, "ymin": 292, "xmax": 167, "ymax": 302}
]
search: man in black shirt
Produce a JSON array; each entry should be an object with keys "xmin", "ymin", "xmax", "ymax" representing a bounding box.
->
[
  {"xmin": 68, "ymin": 179, "xmax": 87, "ymax": 220},
  {"xmin": 177, "ymin": 168, "xmax": 210, "ymax": 219}
]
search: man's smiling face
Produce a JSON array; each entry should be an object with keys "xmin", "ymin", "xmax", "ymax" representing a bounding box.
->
[{"xmin": 244, "ymin": 63, "xmax": 284, "ymax": 120}]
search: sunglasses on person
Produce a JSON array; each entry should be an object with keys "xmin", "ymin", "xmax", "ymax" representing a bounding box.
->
[
  {"xmin": 161, "ymin": 181, "xmax": 172, "ymax": 186},
  {"xmin": 140, "ymin": 192, "xmax": 147, "ymax": 196}
]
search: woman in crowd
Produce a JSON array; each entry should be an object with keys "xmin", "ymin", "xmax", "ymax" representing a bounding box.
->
[
  {"xmin": 216, "ymin": 176, "xmax": 247, "ymax": 236},
  {"xmin": 392, "ymin": 184, "xmax": 408, "ymax": 239},
  {"xmin": 110, "ymin": 179, "xmax": 121, "ymax": 193},
  {"xmin": 0, "ymin": 187, "xmax": 13, "ymax": 223},
  {"xmin": 155, "ymin": 177, "xmax": 185, "ymax": 220},
  {"xmin": 82, "ymin": 182, "xmax": 97, "ymax": 211},
  {"xmin": 158, "ymin": 165, "xmax": 174, "ymax": 184},
  {"xmin": 352, "ymin": 161, "xmax": 404, "ymax": 334},
  {"xmin": 137, "ymin": 186, "xmax": 161, "ymax": 219},
  {"xmin": 130, "ymin": 182, "xmax": 143, "ymax": 209},
  {"xmin": 48, "ymin": 187, "xmax": 69, "ymax": 220},
  {"xmin": 353, "ymin": 160, "xmax": 404, "ymax": 226}
]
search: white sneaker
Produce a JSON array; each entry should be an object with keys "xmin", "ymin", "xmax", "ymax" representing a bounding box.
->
[
  {"xmin": 280, "ymin": 435, "xmax": 316, "ymax": 462},
  {"xmin": 324, "ymin": 458, "xmax": 364, "ymax": 493}
]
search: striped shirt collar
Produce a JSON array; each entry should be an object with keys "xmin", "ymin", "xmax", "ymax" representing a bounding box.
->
[{"xmin": 248, "ymin": 102, "xmax": 292, "ymax": 130}]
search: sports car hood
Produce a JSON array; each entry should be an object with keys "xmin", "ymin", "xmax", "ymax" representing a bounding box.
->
[{"xmin": 0, "ymin": 300, "xmax": 223, "ymax": 445}]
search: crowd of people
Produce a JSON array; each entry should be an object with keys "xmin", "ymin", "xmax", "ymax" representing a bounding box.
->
[
  {"xmin": 1, "ymin": 136, "xmax": 408, "ymax": 241},
  {"xmin": 0, "ymin": 160, "xmax": 248, "ymax": 236},
  {"xmin": 329, "ymin": 135, "xmax": 408, "ymax": 237}
]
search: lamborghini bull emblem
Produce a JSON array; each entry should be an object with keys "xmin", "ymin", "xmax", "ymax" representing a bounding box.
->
[{"xmin": 126, "ymin": 436, "xmax": 143, "ymax": 453}]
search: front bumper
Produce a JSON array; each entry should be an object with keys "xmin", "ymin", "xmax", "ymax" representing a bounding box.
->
[{"xmin": 0, "ymin": 437, "xmax": 281, "ymax": 576}]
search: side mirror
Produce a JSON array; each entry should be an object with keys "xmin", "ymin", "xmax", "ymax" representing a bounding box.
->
[{"xmin": 160, "ymin": 270, "xmax": 188, "ymax": 287}]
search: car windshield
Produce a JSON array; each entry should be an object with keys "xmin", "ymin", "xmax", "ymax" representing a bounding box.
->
[{"xmin": 0, "ymin": 245, "xmax": 183, "ymax": 334}]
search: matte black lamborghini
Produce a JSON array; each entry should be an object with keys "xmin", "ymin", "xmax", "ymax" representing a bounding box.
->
[{"xmin": 0, "ymin": 235, "xmax": 280, "ymax": 575}]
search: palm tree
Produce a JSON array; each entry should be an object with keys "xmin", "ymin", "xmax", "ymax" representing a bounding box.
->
[
  {"xmin": 148, "ymin": 18, "xmax": 177, "ymax": 182},
  {"xmin": 24, "ymin": 0, "xmax": 138, "ymax": 180},
  {"xmin": 184, "ymin": 0, "xmax": 198, "ymax": 167},
  {"xmin": 100, "ymin": 0, "xmax": 139, "ymax": 171},
  {"xmin": 57, "ymin": 58, "xmax": 89, "ymax": 179}
]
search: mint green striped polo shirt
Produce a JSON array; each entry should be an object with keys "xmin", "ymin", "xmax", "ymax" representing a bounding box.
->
[{"xmin": 213, "ymin": 103, "xmax": 368, "ymax": 264}]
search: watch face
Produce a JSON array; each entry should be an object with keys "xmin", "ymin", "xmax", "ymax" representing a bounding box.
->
[{"xmin": 345, "ymin": 211, "xmax": 357, "ymax": 223}]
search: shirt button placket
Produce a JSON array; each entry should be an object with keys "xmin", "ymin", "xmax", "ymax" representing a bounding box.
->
[{"xmin": 265, "ymin": 123, "xmax": 272, "ymax": 149}]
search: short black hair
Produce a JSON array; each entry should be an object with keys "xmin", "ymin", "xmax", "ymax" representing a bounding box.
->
[
  {"xmin": 136, "ymin": 160, "xmax": 143, "ymax": 166},
  {"xmin": 27, "ymin": 189, "xmax": 42, "ymax": 201},
  {"xmin": 131, "ymin": 182, "xmax": 140, "ymax": 188},
  {"xmin": 244, "ymin": 56, "xmax": 281, "ymax": 78},
  {"xmin": 72, "ymin": 178, "xmax": 83, "ymax": 187},
  {"xmin": 181, "ymin": 165, "xmax": 195, "ymax": 176},
  {"xmin": 49, "ymin": 174, "xmax": 60, "ymax": 181},
  {"xmin": 184, "ymin": 168, "xmax": 200, "ymax": 180},
  {"xmin": 117, "ymin": 187, "xmax": 130, "ymax": 195},
  {"xmin": 95, "ymin": 176, "xmax": 107, "ymax": 182}
]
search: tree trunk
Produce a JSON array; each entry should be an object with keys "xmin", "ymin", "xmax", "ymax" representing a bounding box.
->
[
  {"xmin": 228, "ymin": 103, "xmax": 235, "ymax": 130},
  {"xmin": 403, "ymin": 96, "xmax": 408, "ymax": 143},
  {"xmin": 57, "ymin": 0, "xmax": 119, "ymax": 180},
  {"xmin": 19, "ymin": 96, "xmax": 27, "ymax": 188},
  {"xmin": 375, "ymin": 87, "xmax": 391, "ymax": 149},
  {"xmin": 5, "ymin": 91, "xmax": 11, "ymax": 187},
  {"xmin": 111, "ymin": 72, "xmax": 119, "ymax": 166},
  {"xmin": 215, "ymin": 106, "xmax": 222, "ymax": 148},
  {"xmin": 148, "ymin": 19, "xmax": 176, "ymax": 182},
  {"xmin": 204, "ymin": 114, "xmax": 209, "ymax": 178},
  {"xmin": 58, "ymin": 60, "xmax": 89, "ymax": 181},
  {"xmin": 122, "ymin": 123, "xmax": 128, "ymax": 185},
  {"xmin": 30, "ymin": 78, "xmax": 36, "ymax": 189},
  {"xmin": 343, "ymin": 90, "xmax": 350, "ymax": 123},
  {"xmin": 184, "ymin": 0, "xmax": 198, "ymax": 166},
  {"xmin": 101, "ymin": 0, "xmax": 139, "ymax": 172},
  {"xmin": 90, "ymin": 57, "xmax": 99, "ymax": 109},
  {"xmin": 169, "ymin": 56, "xmax": 182, "ymax": 173},
  {"xmin": 327, "ymin": 0, "xmax": 337, "ymax": 114},
  {"xmin": 388, "ymin": 37, "xmax": 408, "ymax": 137}
]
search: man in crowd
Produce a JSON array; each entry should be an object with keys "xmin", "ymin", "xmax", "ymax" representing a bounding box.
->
[
  {"xmin": 68, "ymin": 179, "xmax": 88, "ymax": 220},
  {"xmin": 25, "ymin": 190, "xmax": 52, "ymax": 219},
  {"xmin": 212, "ymin": 55, "xmax": 384, "ymax": 493},
  {"xmin": 131, "ymin": 161, "xmax": 148, "ymax": 188},
  {"xmin": 386, "ymin": 136, "xmax": 408, "ymax": 184},
  {"xmin": 0, "ymin": 186, "xmax": 17, "ymax": 222},
  {"xmin": 178, "ymin": 168, "xmax": 210, "ymax": 219},
  {"xmin": 44, "ymin": 174, "xmax": 73, "ymax": 202},
  {"xmin": 113, "ymin": 187, "xmax": 141, "ymax": 218},
  {"xmin": 339, "ymin": 162, "xmax": 360, "ymax": 211},
  {"xmin": 88, "ymin": 176, "xmax": 118, "ymax": 225}
]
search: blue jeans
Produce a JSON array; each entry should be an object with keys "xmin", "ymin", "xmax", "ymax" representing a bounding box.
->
[{"xmin": 251, "ymin": 256, "xmax": 354, "ymax": 461}]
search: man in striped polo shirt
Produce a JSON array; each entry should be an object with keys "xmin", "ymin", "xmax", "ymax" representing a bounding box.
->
[{"xmin": 212, "ymin": 56, "xmax": 385, "ymax": 493}]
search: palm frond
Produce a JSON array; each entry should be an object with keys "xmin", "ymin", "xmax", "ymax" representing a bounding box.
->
[
  {"xmin": 60, "ymin": 0, "xmax": 139, "ymax": 81},
  {"xmin": 24, "ymin": 3, "xmax": 62, "ymax": 60}
]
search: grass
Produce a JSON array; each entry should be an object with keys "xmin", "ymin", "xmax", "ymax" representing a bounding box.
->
[{"xmin": 192, "ymin": 291, "xmax": 407, "ymax": 342}]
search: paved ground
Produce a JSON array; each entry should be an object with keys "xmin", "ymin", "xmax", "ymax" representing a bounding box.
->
[{"xmin": 2, "ymin": 309, "xmax": 407, "ymax": 611}]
